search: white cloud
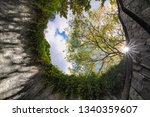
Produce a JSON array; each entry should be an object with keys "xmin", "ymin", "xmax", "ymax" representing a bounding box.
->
[
  {"xmin": 91, "ymin": 0, "xmax": 101, "ymax": 10},
  {"xmin": 90, "ymin": 0, "xmax": 110, "ymax": 10},
  {"xmin": 45, "ymin": 15, "xmax": 72, "ymax": 74},
  {"xmin": 44, "ymin": 1, "xmax": 110, "ymax": 74}
]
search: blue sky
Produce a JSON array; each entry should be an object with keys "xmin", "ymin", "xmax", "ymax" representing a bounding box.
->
[
  {"xmin": 45, "ymin": 15, "xmax": 72, "ymax": 74},
  {"xmin": 45, "ymin": 0, "xmax": 110, "ymax": 74},
  {"xmin": 55, "ymin": 28, "xmax": 68, "ymax": 40}
]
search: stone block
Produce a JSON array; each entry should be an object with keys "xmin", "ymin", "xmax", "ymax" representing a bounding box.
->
[
  {"xmin": 141, "ymin": 7, "xmax": 150, "ymax": 18},
  {"xmin": 141, "ymin": 68, "xmax": 150, "ymax": 79},
  {"xmin": 142, "ymin": 31, "xmax": 150, "ymax": 39},
  {"xmin": 132, "ymin": 72, "xmax": 144, "ymax": 92},
  {"xmin": 146, "ymin": 39, "xmax": 150, "ymax": 45},
  {"xmin": 133, "ymin": 64, "xmax": 142, "ymax": 71},
  {"xmin": 133, "ymin": 39, "xmax": 147, "ymax": 45},
  {"xmin": 123, "ymin": 0, "xmax": 134, "ymax": 6},
  {"xmin": 141, "ymin": 80, "xmax": 150, "ymax": 99},
  {"xmin": 137, "ymin": 45, "xmax": 150, "ymax": 52},
  {"xmin": 131, "ymin": 77, "xmax": 143, "ymax": 92},
  {"xmin": 141, "ymin": 58, "xmax": 150, "ymax": 69},
  {"xmin": 133, "ymin": 71, "xmax": 144, "ymax": 79},
  {"xmin": 129, "ymin": 87, "xmax": 144, "ymax": 100}
]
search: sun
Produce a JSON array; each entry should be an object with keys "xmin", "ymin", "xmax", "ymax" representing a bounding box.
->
[{"xmin": 120, "ymin": 45, "xmax": 130, "ymax": 54}]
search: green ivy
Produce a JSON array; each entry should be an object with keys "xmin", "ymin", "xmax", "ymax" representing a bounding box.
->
[
  {"xmin": 27, "ymin": 0, "xmax": 123, "ymax": 99},
  {"xmin": 44, "ymin": 64, "xmax": 123, "ymax": 99}
]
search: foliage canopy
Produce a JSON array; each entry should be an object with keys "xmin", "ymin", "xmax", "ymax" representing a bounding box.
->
[{"xmin": 67, "ymin": 3, "xmax": 125, "ymax": 75}]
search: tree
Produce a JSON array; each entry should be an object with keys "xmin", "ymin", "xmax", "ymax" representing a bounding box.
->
[
  {"xmin": 66, "ymin": 3, "xmax": 125, "ymax": 75},
  {"xmin": 53, "ymin": 0, "xmax": 108, "ymax": 18},
  {"xmin": 35, "ymin": 0, "xmax": 109, "ymax": 19}
]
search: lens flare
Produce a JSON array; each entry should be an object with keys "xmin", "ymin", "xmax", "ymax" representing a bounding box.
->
[{"xmin": 121, "ymin": 46, "xmax": 130, "ymax": 54}]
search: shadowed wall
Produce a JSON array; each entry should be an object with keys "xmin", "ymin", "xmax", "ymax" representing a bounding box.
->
[
  {"xmin": 0, "ymin": 0, "xmax": 62, "ymax": 100},
  {"xmin": 119, "ymin": 0, "xmax": 150, "ymax": 99}
]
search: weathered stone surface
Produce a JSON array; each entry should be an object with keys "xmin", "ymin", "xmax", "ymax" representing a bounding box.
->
[
  {"xmin": 0, "ymin": 0, "xmax": 39, "ymax": 99},
  {"xmin": 141, "ymin": 68, "xmax": 150, "ymax": 79},
  {"xmin": 1, "ymin": 0, "xmax": 150, "ymax": 100},
  {"xmin": 141, "ymin": 7, "xmax": 150, "ymax": 19},
  {"xmin": 133, "ymin": 64, "xmax": 142, "ymax": 71},
  {"xmin": 131, "ymin": 72, "xmax": 144, "ymax": 92},
  {"xmin": 137, "ymin": 45, "xmax": 150, "ymax": 52},
  {"xmin": 146, "ymin": 38, "xmax": 150, "ymax": 45},
  {"xmin": 133, "ymin": 71, "xmax": 144, "ymax": 79},
  {"xmin": 0, "ymin": 0, "xmax": 61, "ymax": 100},
  {"xmin": 131, "ymin": 77, "xmax": 143, "ymax": 93},
  {"xmin": 141, "ymin": 58, "xmax": 150, "ymax": 69},
  {"xmin": 129, "ymin": 87, "xmax": 144, "ymax": 100},
  {"xmin": 140, "ymin": 79, "xmax": 150, "ymax": 99},
  {"xmin": 120, "ymin": 0, "xmax": 150, "ymax": 100}
]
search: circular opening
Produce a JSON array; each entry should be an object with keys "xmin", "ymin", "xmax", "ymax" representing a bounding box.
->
[{"xmin": 45, "ymin": 0, "xmax": 125, "ymax": 75}]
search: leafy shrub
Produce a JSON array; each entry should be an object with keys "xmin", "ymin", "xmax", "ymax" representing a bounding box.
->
[{"xmin": 45, "ymin": 63, "xmax": 123, "ymax": 99}]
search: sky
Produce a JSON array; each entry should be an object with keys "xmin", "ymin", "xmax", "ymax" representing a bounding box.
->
[
  {"xmin": 45, "ymin": 15, "xmax": 72, "ymax": 74},
  {"xmin": 45, "ymin": 0, "xmax": 110, "ymax": 74}
]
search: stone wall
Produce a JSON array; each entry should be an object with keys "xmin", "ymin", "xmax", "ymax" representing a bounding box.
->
[
  {"xmin": 0, "ymin": 0, "xmax": 62, "ymax": 100},
  {"xmin": 119, "ymin": 0, "xmax": 150, "ymax": 99},
  {"xmin": 1, "ymin": 0, "xmax": 150, "ymax": 100}
]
